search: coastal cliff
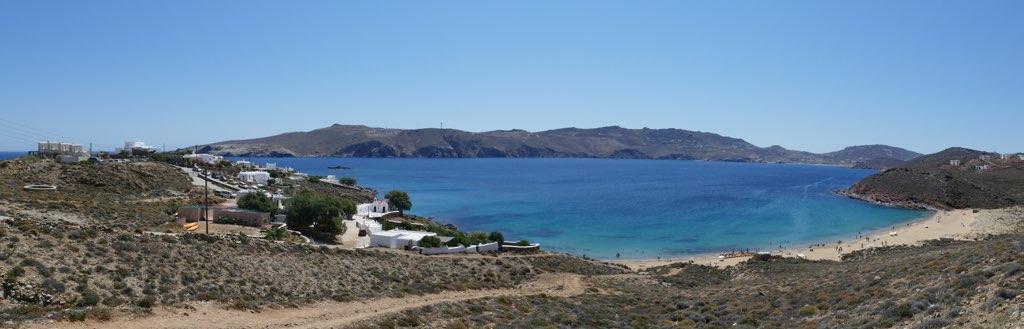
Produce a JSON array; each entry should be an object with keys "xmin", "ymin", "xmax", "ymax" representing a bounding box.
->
[
  {"xmin": 198, "ymin": 124, "xmax": 919, "ymax": 166},
  {"xmin": 843, "ymin": 147, "xmax": 1024, "ymax": 209}
]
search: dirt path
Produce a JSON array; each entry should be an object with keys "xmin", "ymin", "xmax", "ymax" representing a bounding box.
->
[{"xmin": 38, "ymin": 273, "xmax": 585, "ymax": 329}]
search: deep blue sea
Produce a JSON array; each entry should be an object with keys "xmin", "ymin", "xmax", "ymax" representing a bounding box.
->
[
  {"xmin": 245, "ymin": 158, "xmax": 927, "ymax": 259},
  {"xmin": 0, "ymin": 152, "xmax": 24, "ymax": 161}
]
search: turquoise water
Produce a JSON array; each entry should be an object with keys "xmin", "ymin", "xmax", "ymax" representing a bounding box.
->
[{"xmin": 236, "ymin": 158, "xmax": 925, "ymax": 259}]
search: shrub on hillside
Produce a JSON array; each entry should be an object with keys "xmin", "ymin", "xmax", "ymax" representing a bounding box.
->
[
  {"xmin": 238, "ymin": 192, "xmax": 276, "ymax": 215},
  {"xmin": 285, "ymin": 190, "xmax": 354, "ymax": 240},
  {"xmin": 418, "ymin": 236, "xmax": 442, "ymax": 248}
]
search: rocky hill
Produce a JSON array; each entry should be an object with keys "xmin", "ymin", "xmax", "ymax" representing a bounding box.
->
[
  {"xmin": 844, "ymin": 147, "xmax": 1024, "ymax": 209},
  {"xmin": 199, "ymin": 124, "xmax": 918, "ymax": 165}
]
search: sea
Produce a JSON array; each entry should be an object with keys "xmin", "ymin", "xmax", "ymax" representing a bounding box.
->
[
  {"xmin": 230, "ymin": 157, "xmax": 928, "ymax": 260},
  {"xmin": 0, "ymin": 151, "xmax": 24, "ymax": 161}
]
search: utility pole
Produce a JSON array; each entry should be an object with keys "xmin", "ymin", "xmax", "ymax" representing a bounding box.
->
[{"xmin": 204, "ymin": 171, "xmax": 210, "ymax": 235}]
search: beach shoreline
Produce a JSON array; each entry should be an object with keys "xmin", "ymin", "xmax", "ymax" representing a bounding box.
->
[{"xmin": 610, "ymin": 207, "xmax": 1023, "ymax": 270}]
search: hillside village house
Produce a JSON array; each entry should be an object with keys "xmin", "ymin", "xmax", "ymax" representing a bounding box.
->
[
  {"xmin": 357, "ymin": 199, "xmax": 391, "ymax": 215},
  {"xmin": 980, "ymin": 155, "xmax": 993, "ymax": 161},
  {"xmin": 949, "ymin": 159, "xmax": 961, "ymax": 166},
  {"xmin": 1019, "ymin": 154, "xmax": 1024, "ymax": 161},
  {"xmin": 184, "ymin": 153, "xmax": 224, "ymax": 165},
  {"xmin": 120, "ymin": 141, "xmax": 156, "ymax": 155},
  {"xmin": 370, "ymin": 230, "xmax": 437, "ymax": 249},
  {"xmin": 976, "ymin": 164, "xmax": 992, "ymax": 170},
  {"xmin": 237, "ymin": 171, "xmax": 270, "ymax": 185},
  {"xmin": 1001, "ymin": 154, "xmax": 1012, "ymax": 160}
]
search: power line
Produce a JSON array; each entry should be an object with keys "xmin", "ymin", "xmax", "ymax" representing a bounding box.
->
[
  {"xmin": 0, "ymin": 130, "xmax": 42, "ymax": 145},
  {"xmin": 0, "ymin": 118, "xmax": 118, "ymax": 150}
]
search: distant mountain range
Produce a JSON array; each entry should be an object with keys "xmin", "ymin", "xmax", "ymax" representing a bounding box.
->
[
  {"xmin": 198, "ymin": 124, "xmax": 921, "ymax": 166},
  {"xmin": 843, "ymin": 147, "xmax": 1024, "ymax": 209}
]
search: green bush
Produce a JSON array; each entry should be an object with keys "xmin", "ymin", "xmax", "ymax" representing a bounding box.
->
[
  {"xmin": 238, "ymin": 192, "xmax": 276, "ymax": 215},
  {"xmin": 339, "ymin": 177, "xmax": 357, "ymax": 186},
  {"xmin": 418, "ymin": 236, "xmax": 442, "ymax": 248},
  {"xmin": 515, "ymin": 240, "xmax": 531, "ymax": 247},
  {"xmin": 263, "ymin": 226, "xmax": 288, "ymax": 241},
  {"xmin": 488, "ymin": 231, "xmax": 505, "ymax": 244}
]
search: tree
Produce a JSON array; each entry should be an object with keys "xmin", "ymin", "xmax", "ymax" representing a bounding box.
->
[
  {"xmin": 238, "ymin": 192, "xmax": 276, "ymax": 215},
  {"xmin": 488, "ymin": 231, "xmax": 505, "ymax": 244},
  {"xmin": 418, "ymin": 236, "xmax": 442, "ymax": 248},
  {"xmin": 339, "ymin": 177, "xmax": 357, "ymax": 186},
  {"xmin": 285, "ymin": 190, "xmax": 350, "ymax": 240},
  {"xmin": 385, "ymin": 190, "xmax": 412, "ymax": 215},
  {"xmin": 339, "ymin": 199, "xmax": 356, "ymax": 220}
]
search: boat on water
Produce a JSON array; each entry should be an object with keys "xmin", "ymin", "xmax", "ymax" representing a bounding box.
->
[{"xmin": 327, "ymin": 165, "xmax": 351, "ymax": 170}]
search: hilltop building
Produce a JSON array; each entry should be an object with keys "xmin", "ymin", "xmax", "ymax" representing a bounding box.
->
[
  {"xmin": 120, "ymin": 141, "xmax": 157, "ymax": 155},
  {"xmin": 949, "ymin": 159, "xmax": 961, "ymax": 166},
  {"xmin": 237, "ymin": 171, "xmax": 270, "ymax": 185},
  {"xmin": 35, "ymin": 141, "xmax": 89, "ymax": 164}
]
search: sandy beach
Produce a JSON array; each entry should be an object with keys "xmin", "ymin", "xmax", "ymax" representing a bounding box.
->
[{"xmin": 613, "ymin": 207, "xmax": 1024, "ymax": 270}]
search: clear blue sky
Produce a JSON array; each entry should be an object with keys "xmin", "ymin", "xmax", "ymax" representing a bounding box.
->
[{"xmin": 1, "ymin": 1, "xmax": 1021, "ymax": 154}]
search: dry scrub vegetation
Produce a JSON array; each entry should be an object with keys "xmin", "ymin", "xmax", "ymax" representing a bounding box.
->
[
  {"xmin": 349, "ymin": 235, "xmax": 1024, "ymax": 328},
  {"xmin": 4, "ymin": 157, "xmax": 1024, "ymax": 328},
  {"xmin": 0, "ymin": 158, "xmax": 626, "ymax": 326}
]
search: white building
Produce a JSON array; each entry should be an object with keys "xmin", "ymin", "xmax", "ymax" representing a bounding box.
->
[
  {"xmin": 237, "ymin": 171, "xmax": 270, "ymax": 185},
  {"xmin": 976, "ymin": 165, "xmax": 991, "ymax": 170},
  {"xmin": 980, "ymin": 155, "xmax": 992, "ymax": 161},
  {"xmin": 184, "ymin": 153, "xmax": 224, "ymax": 165},
  {"xmin": 121, "ymin": 141, "xmax": 156, "ymax": 155},
  {"xmin": 369, "ymin": 230, "xmax": 437, "ymax": 249},
  {"xmin": 1019, "ymin": 154, "xmax": 1024, "ymax": 161},
  {"xmin": 37, "ymin": 141, "xmax": 87, "ymax": 157},
  {"xmin": 233, "ymin": 160, "xmax": 253, "ymax": 167},
  {"xmin": 949, "ymin": 159, "xmax": 961, "ymax": 166},
  {"xmin": 357, "ymin": 199, "xmax": 390, "ymax": 215},
  {"xmin": 37, "ymin": 141, "xmax": 88, "ymax": 163}
]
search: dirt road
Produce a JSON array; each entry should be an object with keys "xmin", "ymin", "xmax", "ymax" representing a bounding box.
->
[{"xmin": 37, "ymin": 273, "xmax": 585, "ymax": 329}]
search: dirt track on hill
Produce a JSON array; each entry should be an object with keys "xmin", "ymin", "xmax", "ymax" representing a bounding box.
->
[{"xmin": 36, "ymin": 273, "xmax": 585, "ymax": 329}]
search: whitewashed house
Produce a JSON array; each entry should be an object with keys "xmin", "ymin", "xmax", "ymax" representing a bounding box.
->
[
  {"xmin": 1019, "ymin": 154, "xmax": 1024, "ymax": 161},
  {"xmin": 184, "ymin": 153, "xmax": 224, "ymax": 165},
  {"xmin": 949, "ymin": 159, "xmax": 961, "ymax": 166},
  {"xmin": 370, "ymin": 230, "xmax": 437, "ymax": 249},
  {"xmin": 357, "ymin": 199, "xmax": 391, "ymax": 215},
  {"xmin": 237, "ymin": 171, "xmax": 270, "ymax": 185},
  {"xmin": 121, "ymin": 141, "xmax": 156, "ymax": 155},
  {"xmin": 1001, "ymin": 154, "xmax": 1012, "ymax": 160}
]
